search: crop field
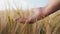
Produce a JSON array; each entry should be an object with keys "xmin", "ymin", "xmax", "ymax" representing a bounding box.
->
[{"xmin": 0, "ymin": 9, "xmax": 60, "ymax": 34}]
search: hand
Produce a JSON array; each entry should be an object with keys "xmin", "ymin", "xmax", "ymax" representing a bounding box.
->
[
  {"xmin": 15, "ymin": 8, "xmax": 44, "ymax": 24},
  {"xmin": 15, "ymin": 0, "xmax": 60, "ymax": 24}
]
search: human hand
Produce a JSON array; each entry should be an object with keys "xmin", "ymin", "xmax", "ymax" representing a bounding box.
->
[{"xmin": 15, "ymin": 8, "xmax": 44, "ymax": 24}]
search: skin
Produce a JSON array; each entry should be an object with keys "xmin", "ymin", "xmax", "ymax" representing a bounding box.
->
[{"xmin": 16, "ymin": 0, "xmax": 60, "ymax": 24}]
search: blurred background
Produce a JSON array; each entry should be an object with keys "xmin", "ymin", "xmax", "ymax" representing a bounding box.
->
[
  {"xmin": 0, "ymin": 0, "xmax": 48, "ymax": 10},
  {"xmin": 0, "ymin": 0, "xmax": 60, "ymax": 34}
]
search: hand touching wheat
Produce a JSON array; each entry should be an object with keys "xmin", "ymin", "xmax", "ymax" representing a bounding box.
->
[{"xmin": 15, "ymin": 0, "xmax": 60, "ymax": 24}]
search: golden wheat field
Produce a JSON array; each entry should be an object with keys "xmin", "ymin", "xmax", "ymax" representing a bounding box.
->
[{"xmin": 0, "ymin": 9, "xmax": 60, "ymax": 34}]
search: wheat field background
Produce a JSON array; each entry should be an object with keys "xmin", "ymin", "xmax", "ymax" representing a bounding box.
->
[{"xmin": 0, "ymin": 9, "xmax": 60, "ymax": 34}]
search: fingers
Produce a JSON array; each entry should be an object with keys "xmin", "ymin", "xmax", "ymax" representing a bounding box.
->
[{"xmin": 15, "ymin": 18, "xmax": 27, "ymax": 24}]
